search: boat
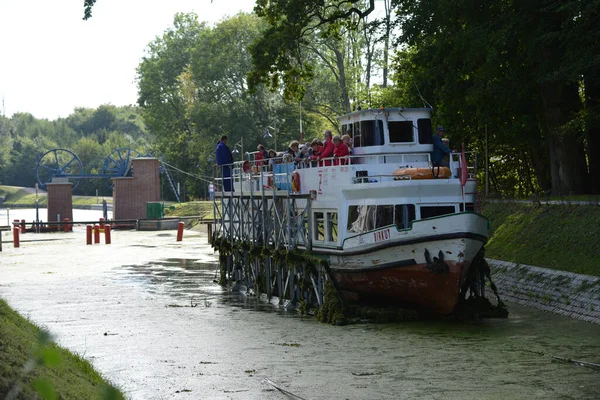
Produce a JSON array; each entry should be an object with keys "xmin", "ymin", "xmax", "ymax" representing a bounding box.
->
[{"xmin": 213, "ymin": 107, "xmax": 490, "ymax": 314}]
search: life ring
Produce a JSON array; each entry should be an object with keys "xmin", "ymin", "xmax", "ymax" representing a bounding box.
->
[
  {"xmin": 291, "ymin": 171, "xmax": 300, "ymax": 193},
  {"xmin": 242, "ymin": 160, "xmax": 251, "ymax": 173}
]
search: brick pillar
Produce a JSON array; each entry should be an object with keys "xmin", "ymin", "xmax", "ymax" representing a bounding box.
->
[
  {"xmin": 47, "ymin": 182, "xmax": 73, "ymax": 223},
  {"xmin": 112, "ymin": 158, "xmax": 160, "ymax": 220}
]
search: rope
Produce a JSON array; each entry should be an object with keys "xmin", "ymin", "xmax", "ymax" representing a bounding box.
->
[{"xmin": 159, "ymin": 161, "xmax": 214, "ymax": 184}]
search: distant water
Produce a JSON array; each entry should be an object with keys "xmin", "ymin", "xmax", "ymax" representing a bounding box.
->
[{"xmin": 0, "ymin": 208, "xmax": 111, "ymax": 225}]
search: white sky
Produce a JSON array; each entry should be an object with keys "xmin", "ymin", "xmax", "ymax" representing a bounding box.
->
[{"xmin": 0, "ymin": 0, "xmax": 256, "ymax": 120}]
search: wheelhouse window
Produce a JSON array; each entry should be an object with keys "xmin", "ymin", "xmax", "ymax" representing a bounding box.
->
[
  {"xmin": 418, "ymin": 118, "xmax": 432, "ymax": 144},
  {"xmin": 361, "ymin": 120, "xmax": 384, "ymax": 146},
  {"xmin": 389, "ymin": 121, "xmax": 414, "ymax": 143},
  {"xmin": 420, "ymin": 205, "xmax": 456, "ymax": 219}
]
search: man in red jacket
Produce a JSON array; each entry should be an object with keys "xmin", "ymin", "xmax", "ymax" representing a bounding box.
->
[{"xmin": 318, "ymin": 130, "xmax": 335, "ymax": 166}]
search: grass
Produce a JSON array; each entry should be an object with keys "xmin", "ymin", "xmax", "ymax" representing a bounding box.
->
[
  {"xmin": 0, "ymin": 185, "xmax": 112, "ymax": 207},
  {"xmin": 164, "ymin": 201, "xmax": 215, "ymax": 220},
  {"xmin": 0, "ymin": 298, "xmax": 124, "ymax": 399},
  {"xmin": 483, "ymin": 202, "xmax": 600, "ymax": 276}
]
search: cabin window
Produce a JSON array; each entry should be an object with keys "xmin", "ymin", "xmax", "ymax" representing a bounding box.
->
[
  {"xmin": 327, "ymin": 212, "xmax": 338, "ymax": 242},
  {"xmin": 353, "ymin": 122, "xmax": 362, "ymax": 147},
  {"xmin": 420, "ymin": 205, "xmax": 456, "ymax": 219},
  {"xmin": 459, "ymin": 203, "xmax": 475, "ymax": 212},
  {"xmin": 394, "ymin": 204, "xmax": 416, "ymax": 229},
  {"xmin": 314, "ymin": 212, "xmax": 325, "ymax": 241},
  {"xmin": 348, "ymin": 205, "xmax": 397, "ymax": 233},
  {"xmin": 389, "ymin": 121, "xmax": 414, "ymax": 143},
  {"xmin": 361, "ymin": 120, "xmax": 384, "ymax": 146},
  {"xmin": 418, "ymin": 118, "xmax": 432, "ymax": 144}
]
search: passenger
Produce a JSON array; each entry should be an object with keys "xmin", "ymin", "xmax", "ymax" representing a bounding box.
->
[
  {"xmin": 318, "ymin": 130, "xmax": 335, "ymax": 166},
  {"xmin": 267, "ymin": 149, "xmax": 278, "ymax": 170},
  {"xmin": 215, "ymin": 135, "xmax": 233, "ymax": 191},
  {"xmin": 341, "ymin": 134, "xmax": 353, "ymax": 155},
  {"xmin": 286, "ymin": 140, "xmax": 304, "ymax": 164},
  {"xmin": 310, "ymin": 139, "xmax": 321, "ymax": 167},
  {"xmin": 431, "ymin": 126, "xmax": 452, "ymax": 176},
  {"xmin": 255, "ymin": 144, "xmax": 268, "ymax": 168},
  {"xmin": 333, "ymin": 135, "xmax": 350, "ymax": 166}
]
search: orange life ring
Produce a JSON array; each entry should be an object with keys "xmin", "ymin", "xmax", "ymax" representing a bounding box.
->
[{"xmin": 291, "ymin": 171, "xmax": 300, "ymax": 193}]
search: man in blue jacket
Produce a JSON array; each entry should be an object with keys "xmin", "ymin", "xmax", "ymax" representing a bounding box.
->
[
  {"xmin": 431, "ymin": 126, "xmax": 452, "ymax": 177},
  {"xmin": 216, "ymin": 135, "xmax": 233, "ymax": 191}
]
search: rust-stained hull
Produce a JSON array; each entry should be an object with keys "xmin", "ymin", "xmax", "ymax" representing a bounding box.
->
[{"xmin": 331, "ymin": 260, "xmax": 471, "ymax": 314}]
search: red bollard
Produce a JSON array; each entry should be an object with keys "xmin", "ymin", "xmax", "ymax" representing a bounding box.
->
[
  {"xmin": 20, "ymin": 219, "xmax": 25, "ymax": 234},
  {"xmin": 104, "ymin": 225, "xmax": 111, "ymax": 245},
  {"xmin": 86, "ymin": 225, "xmax": 92, "ymax": 245},
  {"xmin": 99, "ymin": 218, "xmax": 105, "ymax": 229},
  {"xmin": 13, "ymin": 227, "xmax": 20, "ymax": 248},
  {"xmin": 176, "ymin": 221, "xmax": 184, "ymax": 242},
  {"xmin": 63, "ymin": 218, "xmax": 70, "ymax": 233},
  {"xmin": 94, "ymin": 224, "xmax": 100, "ymax": 244}
]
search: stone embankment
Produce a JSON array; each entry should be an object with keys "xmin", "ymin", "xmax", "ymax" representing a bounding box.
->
[{"xmin": 489, "ymin": 259, "xmax": 600, "ymax": 325}]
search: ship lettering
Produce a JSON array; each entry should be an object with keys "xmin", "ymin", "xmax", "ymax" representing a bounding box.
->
[{"xmin": 374, "ymin": 228, "xmax": 390, "ymax": 243}]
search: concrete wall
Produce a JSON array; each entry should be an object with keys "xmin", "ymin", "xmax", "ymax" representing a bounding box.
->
[
  {"xmin": 489, "ymin": 259, "xmax": 600, "ymax": 325},
  {"xmin": 112, "ymin": 158, "xmax": 160, "ymax": 220}
]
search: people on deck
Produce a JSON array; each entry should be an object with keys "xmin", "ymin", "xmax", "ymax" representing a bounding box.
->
[
  {"xmin": 286, "ymin": 140, "xmax": 305, "ymax": 165},
  {"xmin": 431, "ymin": 126, "xmax": 452, "ymax": 176},
  {"xmin": 215, "ymin": 135, "xmax": 233, "ymax": 191},
  {"xmin": 255, "ymin": 144, "xmax": 268, "ymax": 167},
  {"xmin": 333, "ymin": 135, "xmax": 350, "ymax": 165},
  {"xmin": 318, "ymin": 130, "xmax": 335, "ymax": 166},
  {"xmin": 341, "ymin": 134, "xmax": 353, "ymax": 156},
  {"xmin": 268, "ymin": 149, "xmax": 279, "ymax": 170},
  {"xmin": 310, "ymin": 139, "xmax": 322, "ymax": 167}
]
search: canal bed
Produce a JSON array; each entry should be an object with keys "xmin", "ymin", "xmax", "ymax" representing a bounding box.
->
[{"xmin": 0, "ymin": 229, "xmax": 598, "ymax": 399}]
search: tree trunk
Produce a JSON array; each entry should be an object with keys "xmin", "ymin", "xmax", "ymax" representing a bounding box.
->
[
  {"xmin": 541, "ymin": 81, "xmax": 587, "ymax": 195},
  {"xmin": 585, "ymin": 73, "xmax": 600, "ymax": 193},
  {"xmin": 529, "ymin": 143, "xmax": 551, "ymax": 193}
]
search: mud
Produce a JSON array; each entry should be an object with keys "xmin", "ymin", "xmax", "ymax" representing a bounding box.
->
[{"xmin": 1, "ymin": 227, "xmax": 599, "ymax": 399}]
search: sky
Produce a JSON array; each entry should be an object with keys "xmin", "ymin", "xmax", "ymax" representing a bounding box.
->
[{"xmin": 0, "ymin": 0, "xmax": 256, "ymax": 120}]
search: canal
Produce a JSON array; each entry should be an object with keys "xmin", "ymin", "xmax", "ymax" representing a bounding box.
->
[{"xmin": 0, "ymin": 229, "xmax": 598, "ymax": 399}]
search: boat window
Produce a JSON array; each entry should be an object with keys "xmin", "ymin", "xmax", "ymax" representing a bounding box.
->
[
  {"xmin": 459, "ymin": 203, "xmax": 475, "ymax": 212},
  {"xmin": 420, "ymin": 205, "xmax": 456, "ymax": 219},
  {"xmin": 348, "ymin": 205, "xmax": 395, "ymax": 232},
  {"xmin": 353, "ymin": 122, "xmax": 361, "ymax": 147},
  {"xmin": 327, "ymin": 212, "xmax": 338, "ymax": 242},
  {"xmin": 361, "ymin": 120, "xmax": 384, "ymax": 146},
  {"xmin": 394, "ymin": 204, "xmax": 416, "ymax": 229},
  {"xmin": 389, "ymin": 121, "xmax": 414, "ymax": 143},
  {"xmin": 418, "ymin": 118, "xmax": 432, "ymax": 144},
  {"xmin": 314, "ymin": 212, "xmax": 325, "ymax": 241}
]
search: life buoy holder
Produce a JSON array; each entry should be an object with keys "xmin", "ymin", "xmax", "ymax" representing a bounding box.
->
[{"xmin": 291, "ymin": 171, "xmax": 300, "ymax": 193}]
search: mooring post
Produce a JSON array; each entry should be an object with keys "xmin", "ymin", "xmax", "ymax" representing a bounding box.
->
[
  {"xmin": 177, "ymin": 221, "xmax": 184, "ymax": 241},
  {"xmin": 104, "ymin": 225, "xmax": 111, "ymax": 245},
  {"xmin": 94, "ymin": 224, "xmax": 100, "ymax": 244},
  {"xmin": 86, "ymin": 225, "xmax": 92, "ymax": 245},
  {"xmin": 13, "ymin": 227, "xmax": 20, "ymax": 248},
  {"xmin": 20, "ymin": 219, "xmax": 25, "ymax": 234},
  {"xmin": 63, "ymin": 218, "xmax": 70, "ymax": 233}
]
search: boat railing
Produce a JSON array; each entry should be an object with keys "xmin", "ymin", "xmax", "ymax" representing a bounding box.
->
[{"xmin": 212, "ymin": 149, "xmax": 477, "ymax": 193}]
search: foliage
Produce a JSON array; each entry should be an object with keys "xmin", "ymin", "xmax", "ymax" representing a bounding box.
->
[
  {"xmin": 0, "ymin": 106, "xmax": 150, "ymax": 196},
  {"xmin": 0, "ymin": 298, "xmax": 124, "ymax": 399}
]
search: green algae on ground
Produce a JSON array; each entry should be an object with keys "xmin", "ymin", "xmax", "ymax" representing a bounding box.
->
[{"xmin": 0, "ymin": 299, "xmax": 124, "ymax": 399}]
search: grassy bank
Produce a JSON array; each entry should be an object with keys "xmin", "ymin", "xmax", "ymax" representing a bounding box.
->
[
  {"xmin": 483, "ymin": 202, "xmax": 600, "ymax": 276},
  {"xmin": 164, "ymin": 201, "xmax": 214, "ymax": 220},
  {"xmin": 0, "ymin": 299, "xmax": 124, "ymax": 399},
  {"xmin": 0, "ymin": 185, "xmax": 111, "ymax": 208}
]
